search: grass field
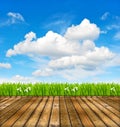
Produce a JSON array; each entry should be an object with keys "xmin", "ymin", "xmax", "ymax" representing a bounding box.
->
[{"xmin": 0, "ymin": 82, "xmax": 120, "ymax": 96}]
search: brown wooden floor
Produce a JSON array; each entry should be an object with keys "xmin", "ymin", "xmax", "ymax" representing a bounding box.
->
[{"xmin": 0, "ymin": 96, "xmax": 120, "ymax": 127}]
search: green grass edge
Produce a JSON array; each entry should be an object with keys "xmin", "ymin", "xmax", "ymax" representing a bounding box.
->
[{"xmin": 0, "ymin": 82, "xmax": 120, "ymax": 96}]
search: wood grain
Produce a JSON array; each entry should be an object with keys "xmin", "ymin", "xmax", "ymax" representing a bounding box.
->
[{"xmin": 0, "ymin": 96, "xmax": 119, "ymax": 127}]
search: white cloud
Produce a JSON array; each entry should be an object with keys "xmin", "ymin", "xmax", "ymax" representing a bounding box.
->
[
  {"xmin": 82, "ymin": 40, "xmax": 95, "ymax": 51},
  {"xmin": 65, "ymin": 18, "xmax": 100, "ymax": 41},
  {"xmin": 60, "ymin": 67, "xmax": 104, "ymax": 81},
  {"xmin": 114, "ymin": 32, "xmax": 120, "ymax": 40},
  {"xmin": 0, "ymin": 77, "xmax": 11, "ymax": 84},
  {"xmin": 6, "ymin": 18, "xmax": 119, "ymax": 80},
  {"xmin": 6, "ymin": 19, "xmax": 100, "ymax": 58},
  {"xmin": 101, "ymin": 12, "xmax": 109, "ymax": 20},
  {"xmin": 12, "ymin": 75, "xmax": 35, "ymax": 83},
  {"xmin": 7, "ymin": 12, "xmax": 24, "ymax": 23},
  {"xmin": 102, "ymin": 13, "xmax": 120, "ymax": 33},
  {"xmin": 0, "ymin": 12, "xmax": 25, "ymax": 27},
  {"xmin": 107, "ymin": 54, "xmax": 120, "ymax": 67},
  {"xmin": 100, "ymin": 30, "xmax": 107, "ymax": 34},
  {"xmin": 0, "ymin": 63, "xmax": 11, "ymax": 69},
  {"xmin": 6, "ymin": 30, "xmax": 80, "ymax": 58},
  {"xmin": 0, "ymin": 75, "xmax": 37, "ymax": 83},
  {"xmin": 46, "ymin": 20, "xmax": 67, "ymax": 29},
  {"xmin": 32, "ymin": 68, "xmax": 53, "ymax": 77},
  {"xmin": 44, "ymin": 13, "xmax": 72, "ymax": 34},
  {"xmin": 49, "ymin": 47, "xmax": 114, "ymax": 70},
  {"xmin": 107, "ymin": 24, "xmax": 120, "ymax": 30},
  {"xmin": 45, "ymin": 20, "xmax": 70, "ymax": 35},
  {"xmin": 24, "ymin": 31, "xmax": 36, "ymax": 41}
]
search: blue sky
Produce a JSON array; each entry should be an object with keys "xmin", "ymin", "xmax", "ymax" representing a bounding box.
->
[{"xmin": 0, "ymin": 0, "xmax": 120, "ymax": 83}]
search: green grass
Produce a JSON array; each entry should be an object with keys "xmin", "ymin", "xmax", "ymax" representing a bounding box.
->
[{"xmin": 0, "ymin": 82, "xmax": 120, "ymax": 96}]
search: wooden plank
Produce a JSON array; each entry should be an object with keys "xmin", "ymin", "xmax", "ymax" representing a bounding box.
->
[
  {"xmin": 82, "ymin": 97, "xmax": 119, "ymax": 127},
  {"xmin": 0, "ymin": 96, "xmax": 119, "ymax": 127},
  {"xmin": 65, "ymin": 97, "xmax": 83, "ymax": 127},
  {"xmin": 88, "ymin": 97, "xmax": 120, "ymax": 126},
  {"xmin": 98, "ymin": 97, "xmax": 120, "ymax": 111},
  {"xmin": 109, "ymin": 97, "xmax": 120, "ymax": 103},
  {"xmin": 0, "ymin": 97, "xmax": 25, "ymax": 117},
  {"xmin": 71, "ymin": 97, "xmax": 94, "ymax": 127},
  {"xmin": 1, "ymin": 97, "xmax": 36, "ymax": 127},
  {"xmin": 76, "ymin": 97, "xmax": 106, "ymax": 127},
  {"xmin": 0, "ymin": 97, "xmax": 18, "ymax": 104},
  {"xmin": 0, "ymin": 96, "xmax": 7, "ymax": 101},
  {"xmin": 0, "ymin": 97, "xmax": 10, "ymax": 103},
  {"xmin": 37, "ymin": 96, "xmax": 53, "ymax": 127},
  {"xmin": 0, "ymin": 97, "xmax": 14, "ymax": 107},
  {"xmin": 93, "ymin": 96, "xmax": 120, "ymax": 117},
  {"xmin": 0, "ymin": 97, "xmax": 20, "ymax": 111},
  {"xmin": 12, "ymin": 97, "xmax": 42, "ymax": 127},
  {"xmin": 0, "ymin": 97, "xmax": 31, "ymax": 125},
  {"xmin": 25, "ymin": 97, "xmax": 48, "ymax": 126},
  {"xmin": 49, "ymin": 96, "xmax": 60, "ymax": 127},
  {"xmin": 60, "ymin": 96, "xmax": 71, "ymax": 127}
]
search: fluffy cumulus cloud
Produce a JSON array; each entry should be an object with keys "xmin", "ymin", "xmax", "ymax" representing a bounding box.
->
[
  {"xmin": 6, "ymin": 19, "xmax": 100, "ymax": 58},
  {"xmin": 49, "ymin": 47, "xmax": 114, "ymax": 70},
  {"xmin": 6, "ymin": 18, "xmax": 118, "ymax": 80},
  {"xmin": 65, "ymin": 19, "xmax": 100, "ymax": 40},
  {"xmin": 0, "ymin": 63, "xmax": 11, "ymax": 69},
  {"xmin": 24, "ymin": 31, "xmax": 36, "ymax": 41},
  {"xmin": 6, "ymin": 31, "xmax": 80, "ymax": 58}
]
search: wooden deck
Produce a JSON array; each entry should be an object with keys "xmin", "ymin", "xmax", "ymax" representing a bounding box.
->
[{"xmin": 0, "ymin": 96, "xmax": 120, "ymax": 127}]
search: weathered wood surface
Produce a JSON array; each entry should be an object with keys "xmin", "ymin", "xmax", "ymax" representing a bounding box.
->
[{"xmin": 0, "ymin": 96, "xmax": 120, "ymax": 127}]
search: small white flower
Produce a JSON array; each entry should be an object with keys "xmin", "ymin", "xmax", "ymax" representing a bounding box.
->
[
  {"xmin": 24, "ymin": 89, "xmax": 28, "ymax": 93},
  {"xmin": 64, "ymin": 87, "xmax": 69, "ymax": 91},
  {"xmin": 71, "ymin": 86, "xmax": 78, "ymax": 92},
  {"xmin": 27, "ymin": 87, "xmax": 31, "ymax": 91},
  {"xmin": 110, "ymin": 87, "xmax": 116, "ymax": 92},
  {"xmin": 74, "ymin": 87, "xmax": 78, "ymax": 91},
  {"xmin": 17, "ymin": 87, "xmax": 21, "ymax": 91},
  {"xmin": 17, "ymin": 87, "xmax": 22, "ymax": 92},
  {"xmin": 72, "ymin": 88, "xmax": 75, "ymax": 92}
]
